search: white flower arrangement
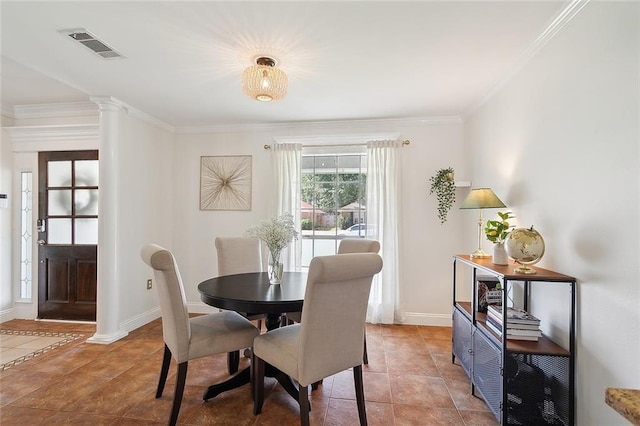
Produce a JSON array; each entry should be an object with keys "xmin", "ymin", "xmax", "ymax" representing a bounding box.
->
[{"xmin": 244, "ymin": 213, "xmax": 299, "ymax": 262}]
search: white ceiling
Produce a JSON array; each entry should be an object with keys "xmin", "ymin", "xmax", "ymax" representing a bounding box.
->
[{"xmin": 1, "ymin": 1, "xmax": 569, "ymax": 128}]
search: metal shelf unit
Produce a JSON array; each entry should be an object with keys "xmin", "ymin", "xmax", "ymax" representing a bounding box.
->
[{"xmin": 452, "ymin": 255, "xmax": 576, "ymax": 425}]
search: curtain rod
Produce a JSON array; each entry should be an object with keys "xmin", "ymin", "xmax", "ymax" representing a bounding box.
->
[{"xmin": 264, "ymin": 140, "xmax": 410, "ymax": 150}]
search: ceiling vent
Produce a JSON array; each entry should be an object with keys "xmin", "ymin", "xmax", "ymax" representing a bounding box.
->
[{"xmin": 59, "ymin": 29, "xmax": 124, "ymax": 59}]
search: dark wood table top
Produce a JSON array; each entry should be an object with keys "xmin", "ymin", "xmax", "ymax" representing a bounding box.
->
[{"xmin": 198, "ymin": 271, "xmax": 307, "ymax": 314}]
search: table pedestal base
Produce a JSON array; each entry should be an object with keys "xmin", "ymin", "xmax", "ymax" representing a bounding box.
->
[
  {"xmin": 203, "ymin": 313, "xmax": 307, "ymax": 405},
  {"xmin": 202, "ymin": 364, "xmax": 303, "ymax": 404}
]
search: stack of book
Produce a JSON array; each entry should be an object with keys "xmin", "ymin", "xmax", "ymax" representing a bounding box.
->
[{"xmin": 486, "ymin": 305, "xmax": 542, "ymax": 341}]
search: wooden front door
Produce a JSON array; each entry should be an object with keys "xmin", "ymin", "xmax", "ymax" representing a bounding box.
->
[{"xmin": 38, "ymin": 151, "xmax": 98, "ymax": 321}]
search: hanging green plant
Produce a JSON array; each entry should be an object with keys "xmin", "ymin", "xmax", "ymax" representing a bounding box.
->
[{"xmin": 429, "ymin": 167, "xmax": 456, "ymax": 224}]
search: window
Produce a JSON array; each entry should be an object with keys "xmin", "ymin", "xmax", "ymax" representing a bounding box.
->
[
  {"xmin": 20, "ymin": 171, "xmax": 33, "ymax": 300},
  {"xmin": 300, "ymin": 151, "xmax": 367, "ymax": 267}
]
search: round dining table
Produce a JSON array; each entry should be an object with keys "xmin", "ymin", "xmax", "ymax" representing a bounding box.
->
[
  {"xmin": 197, "ymin": 271, "xmax": 307, "ymax": 401},
  {"xmin": 198, "ymin": 271, "xmax": 307, "ymax": 331}
]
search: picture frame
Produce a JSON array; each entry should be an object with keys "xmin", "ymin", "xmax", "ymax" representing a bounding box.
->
[{"xmin": 200, "ymin": 155, "xmax": 252, "ymax": 211}]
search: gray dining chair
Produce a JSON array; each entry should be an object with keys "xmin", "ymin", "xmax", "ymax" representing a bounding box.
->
[
  {"xmin": 215, "ymin": 237, "xmax": 267, "ymax": 374},
  {"xmin": 252, "ymin": 252, "xmax": 383, "ymax": 426},
  {"xmin": 287, "ymin": 238, "xmax": 381, "ymax": 365},
  {"xmin": 140, "ymin": 244, "xmax": 259, "ymax": 426}
]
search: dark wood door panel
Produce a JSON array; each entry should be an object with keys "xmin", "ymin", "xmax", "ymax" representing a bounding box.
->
[
  {"xmin": 76, "ymin": 260, "xmax": 97, "ymax": 303},
  {"xmin": 38, "ymin": 150, "xmax": 98, "ymax": 321},
  {"xmin": 38, "ymin": 245, "xmax": 97, "ymax": 321}
]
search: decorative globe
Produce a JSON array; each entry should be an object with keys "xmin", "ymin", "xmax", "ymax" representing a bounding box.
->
[{"xmin": 504, "ymin": 226, "xmax": 545, "ymax": 274}]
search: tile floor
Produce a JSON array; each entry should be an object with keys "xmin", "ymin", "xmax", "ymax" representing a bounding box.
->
[
  {"xmin": 0, "ymin": 319, "xmax": 498, "ymax": 425},
  {"xmin": 0, "ymin": 330, "xmax": 82, "ymax": 369}
]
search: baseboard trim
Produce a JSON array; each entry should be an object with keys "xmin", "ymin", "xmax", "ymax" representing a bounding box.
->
[
  {"xmin": 86, "ymin": 329, "xmax": 129, "ymax": 345},
  {"xmin": 0, "ymin": 308, "xmax": 15, "ymax": 323},
  {"xmin": 401, "ymin": 312, "xmax": 452, "ymax": 327},
  {"xmin": 120, "ymin": 307, "xmax": 161, "ymax": 333}
]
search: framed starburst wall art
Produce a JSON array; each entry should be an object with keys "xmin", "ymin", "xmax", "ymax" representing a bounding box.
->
[{"xmin": 200, "ymin": 155, "xmax": 252, "ymax": 211}]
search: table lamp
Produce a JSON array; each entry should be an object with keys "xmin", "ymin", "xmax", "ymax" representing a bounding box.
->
[{"xmin": 459, "ymin": 188, "xmax": 506, "ymax": 258}]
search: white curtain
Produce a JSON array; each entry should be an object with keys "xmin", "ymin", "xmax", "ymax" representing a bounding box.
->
[
  {"xmin": 271, "ymin": 143, "xmax": 302, "ymax": 271},
  {"xmin": 366, "ymin": 140, "xmax": 403, "ymax": 324}
]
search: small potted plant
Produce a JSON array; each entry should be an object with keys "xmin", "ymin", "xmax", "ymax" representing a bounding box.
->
[
  {"xmin": 429, "ymin": 167, "xmax": 456, "ymax": 224},
  {"xmin": 484, "ymin": 211, "xmax": 515, "ymax": 265}
]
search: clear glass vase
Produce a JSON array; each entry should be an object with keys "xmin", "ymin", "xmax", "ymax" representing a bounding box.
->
[{"xmin": 268, "ymin": 250, "xmax": 283, "ymax": 285}]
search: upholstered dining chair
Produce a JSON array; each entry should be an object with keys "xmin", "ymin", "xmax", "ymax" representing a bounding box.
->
[
  {"xmin": 287, "ymin": 238, "xmax": 381, "ymax": 365},
  {"xmin": 252, "ymin": 253, "xmax": 383, "ymax": 426},
  {"xmin": 215, "ymin": 237, "xmax": 266, "ymax": 374},
  {"xmin": 140, "ymin": 244, "xmax": 259, "ymax": 426}
]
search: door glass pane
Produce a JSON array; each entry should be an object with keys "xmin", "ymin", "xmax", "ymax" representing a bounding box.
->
[
  {"xmin": 75, "ymin": 218, "xmax": 98, "ymax": 244},
  {"xmin": 48, "ymin": 218, "xmax": 72, "ymax": 244},
  {"xmin": 48, "ymin": 190, "xmax": 72, "ymax": 215},
  {"xmin": 48, "ymin": 161, "xmax": 71, "ymax": 187},
  {"xmin": 20, "ymin": 171, "xmax": 33, "ymax": 300},
  {"xmin": 75, "ymin": 160, "xmax": 99, "ymax": 186},
  {"xmin": 74, "ymin": 189, "xmax": 98, "ymax": 215}
]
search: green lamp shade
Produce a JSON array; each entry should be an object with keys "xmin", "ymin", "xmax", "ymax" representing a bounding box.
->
[{"xmin": 460, "ymin": 188, "xmax": 506, "ymax": 209}]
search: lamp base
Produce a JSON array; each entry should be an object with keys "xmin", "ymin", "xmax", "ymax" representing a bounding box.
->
[
  {"xmin": 470, "ymin": 249, "xmax": 491, "ymax": 258},
  {"xmin": 514, "ymin": 266, "xmax": 537, "ymax": 274}
]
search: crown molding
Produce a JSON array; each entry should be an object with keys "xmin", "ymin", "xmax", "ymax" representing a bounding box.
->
[
  {"xmin": 4, "ymin": 124, "xmax": 99, "ymax": 142},
  {"xmin": 4, "ymin": 102, "xmax": 462, "ymax": 137},
  {"xmin": 13, "ymin": 101, "xmax": 98, "ymax": 119},
  {"xmin": 5, "ymin": 98, "xmax": 174, "ymax": 133},
  {"xmin": 1, "ymin": 103, "xmax": 16, "ymax": 120},
  {"xmin": 464, "ymin": 0, "xmax": 591, "ymax": 119},
  {"xmin": 90, "ymin": 96, "xmax": 174, "ymax": 133},
  {"xmin": 174, "ymin": 115, "xmax": 462, "ymax": 135}
]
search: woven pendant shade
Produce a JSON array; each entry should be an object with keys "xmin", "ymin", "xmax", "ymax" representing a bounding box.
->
[{"xmin": 242, "ymin": 57, "xmax": 288, "ymax": 102}]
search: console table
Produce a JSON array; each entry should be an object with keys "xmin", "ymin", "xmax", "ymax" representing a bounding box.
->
[{"xmin": 452, "ymin": 255, "xmax": 576, "ymax": 425}]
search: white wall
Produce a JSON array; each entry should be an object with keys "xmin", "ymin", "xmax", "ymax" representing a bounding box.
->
[
  {"xmin": 115, "ymin": 111, "xmax": 175, "ymax": 329},
  {"xmin": 171, "ymin": 119, "xmax": 468, "ymax": 323},
  {"xmin": 0, "ymin": 104, "xmax": 174, "ymax": 334},
  {"xmin": 0, "ymin": 115, "xmax": 15, "ymax": 317},
  {"xmin": 464, "ymin": 2, "xmax": 639, "ymax": 425}
]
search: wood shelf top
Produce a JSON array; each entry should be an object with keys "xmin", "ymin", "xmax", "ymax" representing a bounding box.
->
[
  {"xmin": 455, "ymin": 302, "xmax": 570, "ymax": 356},
  {"xmin": 454, "ymin": 254, "xmax": 576, "ymax": 283},
  {"xmin": 606, "ymin": 388, "xmax": 640, "ymax": 425}
]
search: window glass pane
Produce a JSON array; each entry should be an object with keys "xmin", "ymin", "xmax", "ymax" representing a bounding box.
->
[
  {"xmin": 75, "ymin": 160, "xmax": 99, "ymax": 186},
  {"xmin": 338, "ymin": 182, "xmax": 365, "ymax": 229},
  {"xmin": 300, "ymin": 152, "xmax": 366, "ymax": 268},
  {"xmin": 48, "ymin": 190, "xmax": 72, "ymax": 215},
  {"xmin": 301, "ymin": 238, "xmax": 313, "ymax": 268},
  {"xmin": 74, "ymin": 189, "xmax": 98, "ymax": 215},
  {"xmin": 20, "ymin": 171, "xmax": 33, "ymax": 300},
  {"xmin": 75, "ymin": 218, "xmax": 98, "ymax": 244},
  {"xmin": 314, "ymin": 239, "xmax": 336, "ymax": 258},
  {"xmin": 314, "ymin": 156, "xmax": 337, "ymax": 172},
  {"xmin": 48, "ymin": 161, "xmax": 71, "ymax": 187},
  {"xmin": 48, "ymin": 218, "xmax": 72, "ymax": 244},
  {"xmin": 337, "ymin": 155, "xmax": 362, "ymax": 174},
  {"xmin": 314, "ymin": 182, "xmax": 336, "ymax": 211}
]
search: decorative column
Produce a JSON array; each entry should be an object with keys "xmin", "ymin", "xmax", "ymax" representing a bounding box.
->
[{"xmin": 86, "ymin": 97, "xmax": 128, "ymax": 344}]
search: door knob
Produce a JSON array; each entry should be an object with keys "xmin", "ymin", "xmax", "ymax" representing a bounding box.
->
[{"xmin": 37, "ymin": 239, "xmax": 46, "ymax": 246}]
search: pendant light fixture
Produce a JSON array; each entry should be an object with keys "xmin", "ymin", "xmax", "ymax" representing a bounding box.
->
[{"xmin": 242, "ymin": 56, "xmax": 287, "ymax": 102}]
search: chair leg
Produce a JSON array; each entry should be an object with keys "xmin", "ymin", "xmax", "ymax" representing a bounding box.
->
[
  {"xmin": 363, "ymin": 331, "xmax": 369, "ymax": 365},
  {"xmin": 252, "ymin": 354, "xmax": 265, "ymax": 415},
  {"xmin": 156, "ymin": 344, "xmax": 172, "ymax": 398},
  {"xmin": 169, "ymin": 361, "xmax": 188, "ymax": 426},
  {"xmin": 353, "ymin": 365, "xmax": 368, "ymax": 426},
  {"xmin": 298, "ymin": 384, "xmax": 310, "ymax": 426},
  {"xmin": 311, "ymin": 379, "xmax": 323, "ymax": 390},
  {"xmin": 227, "ymin": 350, "xmax": 240, "ymax": 375}
]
